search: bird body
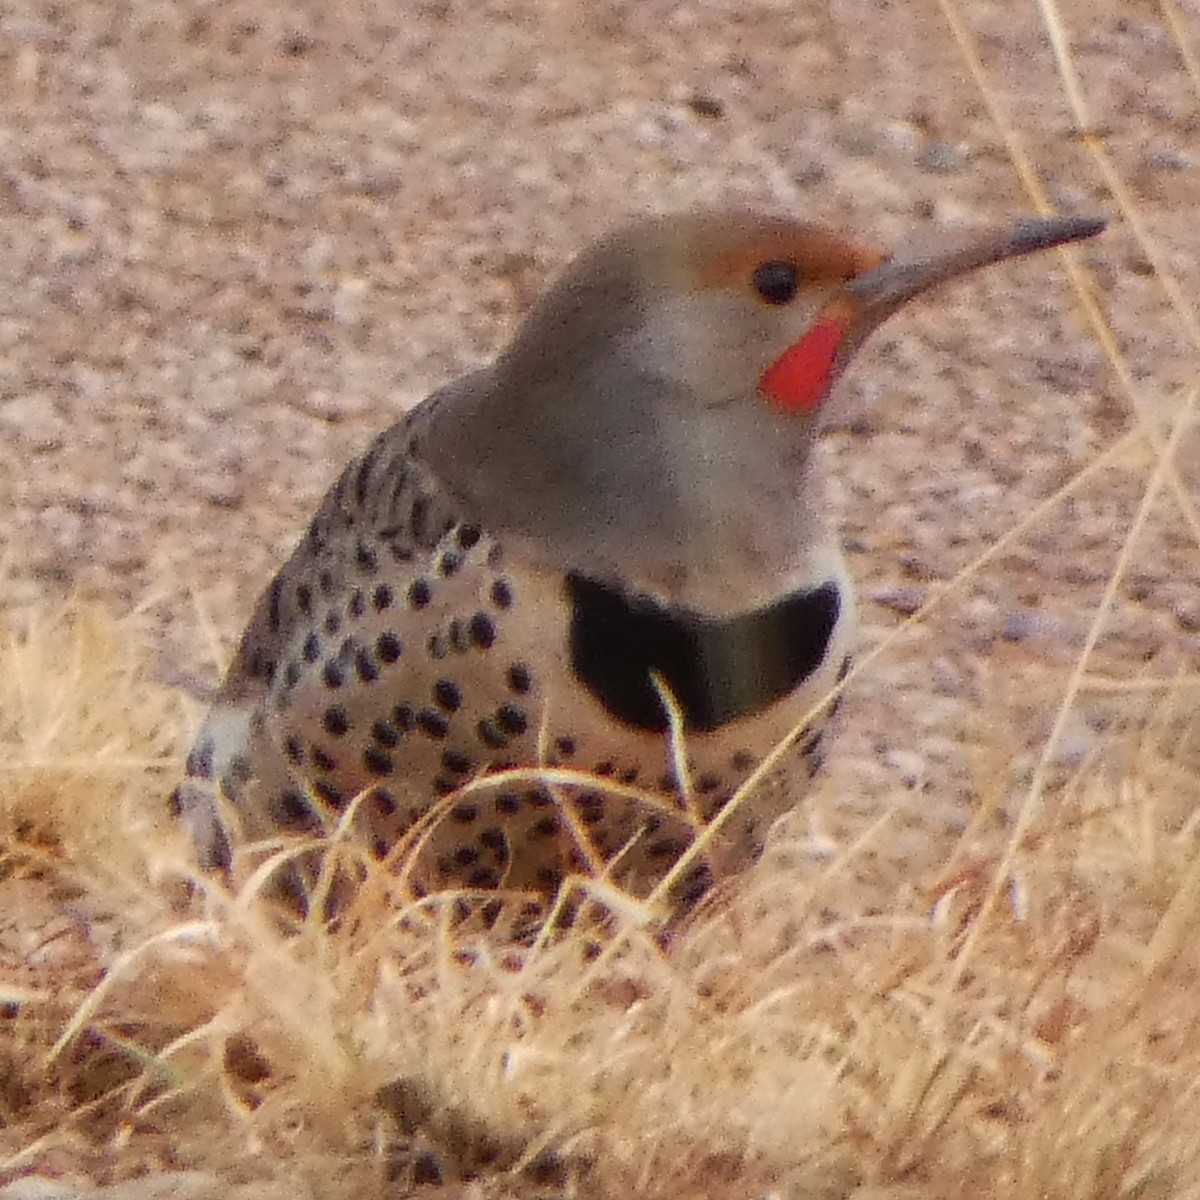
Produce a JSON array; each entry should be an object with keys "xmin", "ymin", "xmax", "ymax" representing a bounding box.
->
[{"xmin": 172, "ymin": 207, "xmax": 1104, "ymax": 913}]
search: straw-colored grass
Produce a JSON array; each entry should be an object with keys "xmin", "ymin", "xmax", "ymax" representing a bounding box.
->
[{"xmin": 0, "ymin": 589, "xmax": 1198, "ymax": 1198}]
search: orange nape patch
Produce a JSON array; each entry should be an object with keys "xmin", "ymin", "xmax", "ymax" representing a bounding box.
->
[
  {"xmin": 759, "ymin": 313, "xmax": 849, "ymax": 412},
  {"xmin": 692, "ymin": 223, "xmax": 886, "ymax": 292}
]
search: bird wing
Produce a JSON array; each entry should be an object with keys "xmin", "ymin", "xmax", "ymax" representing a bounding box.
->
[{"xmin": 217, "ymin": 380, "xmax": 475, "ymax": 705}]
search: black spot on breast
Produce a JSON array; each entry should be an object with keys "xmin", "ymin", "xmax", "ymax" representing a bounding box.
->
[
  {"xmin": 417, "ymin": 709, "xmax": 449, "ymax": 739},
  {"xmin": 356, "ymin": 542, "xmax": 380, "ymax": 574},
  {"xmin": 322, "ymin": 706, "xmax": 350, "ymax": 737},
  {"xmin": 476, "ymin": 718, "xmax": 509, "ymax": 750},
  {"xmin": 364, "ymin": 746, "xmax": 394, "ymax": 776},
  {"xmin": 495, "ymin": 703, "xmax": 527, "ymax": 737},
  {"xmin": 313, "ymin": 779, "xmax": 346, "ymax": 808},
  {"xmin": 537, "ymin": 865, "xmax": 564, "ymax": 890},
  {"xmin": 311, "ymin": 746, "xmax": 337, "ymax": 772},
  {"xmin": 566, "ymin": 573, "xmax": 842, "ymax": 733},
  {"xmin": 273, "ymin": 787, "xmax": 314, "ymax": 825},
  {"xmin": 530, "ymin": 815, "xmax": 559, "ymax": 840},
  {"xmin": 576, "ymin": 793, "xmax": 604, "ymax": 824},
  {"xmin": 479, "ymin": 827, "xmax": 507, "ymax": 853},
  {"xmin": 372, "ymin": 718, "xmax": 401, "ymax": 748},
  {"xmin": 469, "ymin": 612, "xmax": 496, "ymax": 649},
  {"xmin": 454, "ymin": 845, "xmax": 481, "ymax": 868},
  {"xmin": 376, "ymin": 631, "xmax": 403, "ymax": 663},
  {"xmin": 442, "ymin": 749, "xmax": 475, "ymax": 775},
  {"xmin": 355, "ymin": 647, "xmax": 380, "ymax": 683},
  {"xmin": 272, "ymin": 790, "xmax": 318, "ymax": 831}
]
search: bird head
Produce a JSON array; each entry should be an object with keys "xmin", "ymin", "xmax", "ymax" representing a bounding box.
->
[
  {"xmin": 423, "ymin": 207, "xmax": 1104, "ymax": 604},
  {"xmin": 528, "ymin": 207, "xmax": 1106, "ymax": 420}
]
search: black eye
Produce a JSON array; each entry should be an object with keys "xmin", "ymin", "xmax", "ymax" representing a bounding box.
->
[{"xmin": 752, "ymin": 260, "xmax": 800, "ymax": 305}]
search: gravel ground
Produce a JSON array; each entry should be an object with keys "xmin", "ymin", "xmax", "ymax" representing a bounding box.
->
[{"xmin": 1, "ymin": 0, "xmax": 1197, "ymax": 836}]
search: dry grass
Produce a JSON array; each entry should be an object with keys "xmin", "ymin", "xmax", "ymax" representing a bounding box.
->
[
  {"xmin": 3, "ymin": 0, "xmax": 1200, "ymax": 1196},
  {"xmin": 1, "ymin": 596, "xmax": 1199, "ymax": 1199}
]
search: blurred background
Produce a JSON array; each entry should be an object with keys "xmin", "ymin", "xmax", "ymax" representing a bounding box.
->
[{"xmin": 1, "ymin": 0, "xmax": 1195, "ymax": 846}]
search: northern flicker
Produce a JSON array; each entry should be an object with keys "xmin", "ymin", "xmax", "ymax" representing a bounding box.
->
[{"xmin": 171, "ymin": 207, "xmax": 1104, "ymax": 913}]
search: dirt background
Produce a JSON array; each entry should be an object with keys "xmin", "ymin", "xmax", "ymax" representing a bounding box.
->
[{"xmin": 0, "ymin": 0, "xmax": 1197, "ymax": 859}]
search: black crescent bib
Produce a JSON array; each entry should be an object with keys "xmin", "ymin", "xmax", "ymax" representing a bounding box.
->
[{"xmin": 567, "ymin": 573, "xmax": 842, "ymax": 733}]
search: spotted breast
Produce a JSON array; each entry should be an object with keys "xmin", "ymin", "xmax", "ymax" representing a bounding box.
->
[{"xmin": 170, "ymin": 206, "xmax": 1105, "ymax": 916}]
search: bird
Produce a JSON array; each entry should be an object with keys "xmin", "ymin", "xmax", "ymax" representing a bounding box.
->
[{"xmin": 170, "ymin": 206, "xmax": 1105, "ymax": 917}]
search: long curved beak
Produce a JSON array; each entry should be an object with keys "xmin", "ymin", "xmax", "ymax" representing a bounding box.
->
[
  {"xmin": 845, "ymin": 213, "xmax": 1107, "ymax": 330},
  {"xmin": 759, "ymin": 213, "xmax": 1106, "ymax": 414}
]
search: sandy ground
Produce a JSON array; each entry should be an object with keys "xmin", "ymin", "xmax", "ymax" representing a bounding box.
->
[{"xmin": 2, "ymin": 0, "xmax": 1197, "ymax": 851}]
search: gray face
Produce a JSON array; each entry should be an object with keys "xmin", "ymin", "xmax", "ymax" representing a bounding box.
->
[
  {"xmin": 416, "ymin": 207, "xmax": 1107, "ymax": 610},
  {"xmin": 418, "ymin": 215, "xmax": 847, "ymax": 610}
]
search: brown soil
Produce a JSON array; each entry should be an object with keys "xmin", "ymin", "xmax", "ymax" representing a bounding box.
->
[{"xmin": 3, "ymin": 0, "xmax": 1196, "ymax": 758}]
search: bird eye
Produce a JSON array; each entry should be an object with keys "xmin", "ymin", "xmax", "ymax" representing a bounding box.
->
[{"xmin": 752, "ymin": 260, "xmax": 800, "ymax": 305}]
